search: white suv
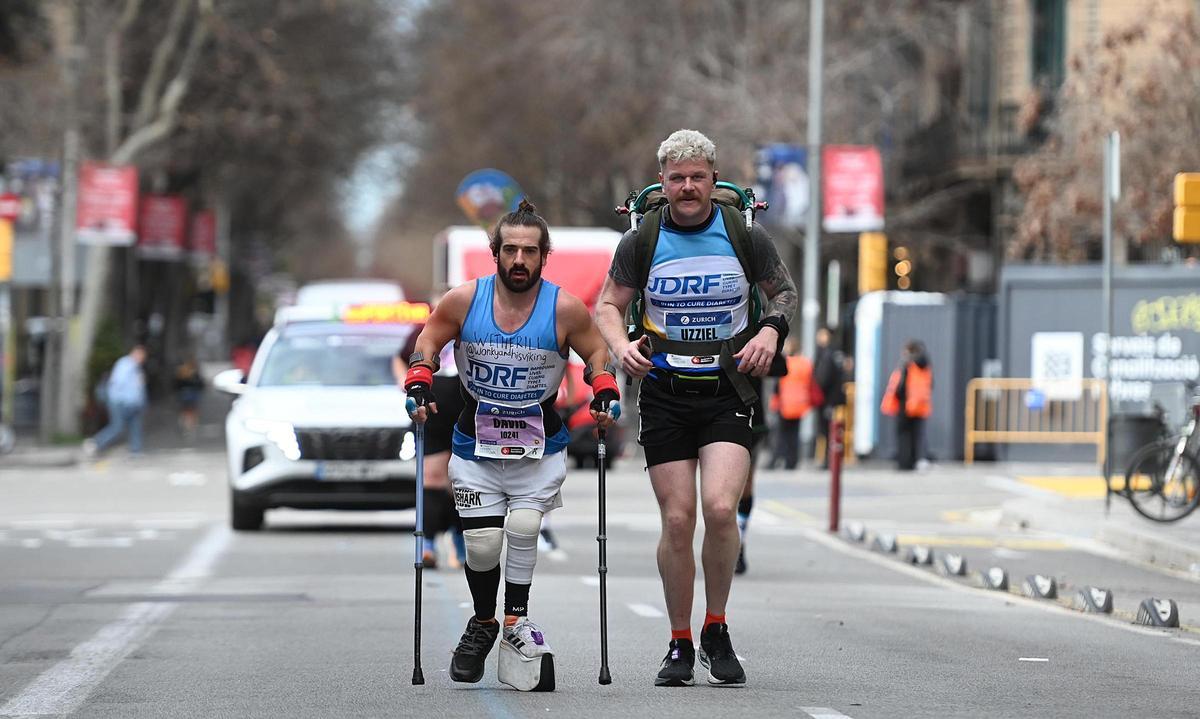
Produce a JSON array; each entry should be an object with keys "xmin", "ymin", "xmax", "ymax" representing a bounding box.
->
[{"xmin": 215, "ymin": 303, "xmax": 427, "ymax": 530}]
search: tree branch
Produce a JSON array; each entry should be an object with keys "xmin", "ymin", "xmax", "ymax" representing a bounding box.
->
[
  {"xmin": 112, "ymin": 0, "xmax": 210, "ymax": 165},
  {"xmin": 105, "ymin": 0, "xmax": 143, "ymax": 156},
  {"xmin": 131, "ymin": 0, "xmax": 191, "ymax": 132}
]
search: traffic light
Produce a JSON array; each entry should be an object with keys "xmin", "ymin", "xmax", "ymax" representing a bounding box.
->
[
  {"xmin": 893, "ymin": 246, "xmax": 912, "ymax": 290},
  {"xmin": 858, "ymin": 232, "xmax": 887, "ymax": 294},
  {"xmin": 1175, "ymin": 173, "xmax": 1200, "ymax": 243},
  {"xmin": 0, "ymin": 220, "xmax": 12, "ymax": 283}
]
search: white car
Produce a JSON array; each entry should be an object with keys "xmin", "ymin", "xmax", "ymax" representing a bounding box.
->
[{"xmin": 214, "ymin": 304, "xmax": 426, "ymax": 530}]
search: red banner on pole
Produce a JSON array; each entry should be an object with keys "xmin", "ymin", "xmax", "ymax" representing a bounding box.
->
[
  {"xmin": 77, "ymin": 163, "xmax": 138, "ymax": 246},
  {"xmin": 822, "ymin": 145, "xmax": 884, "ymax": 233},
  {"xmin": 138, "ymin": 195, "xmax": 187, "ymax": 260},
  {"xmin": 189, "ymin": 209, "xmax": 216, "ymax": 259}
]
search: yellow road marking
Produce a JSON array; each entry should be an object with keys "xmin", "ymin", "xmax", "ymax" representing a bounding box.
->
[
  {"xmin": 896, "ymin": 534, "xmax": 1069, "ymax": 551},
  {"xmin": 1018, "ymin": 475, "xmax": 1107, "ymax": 499},
  {"xmin": 761, "ymin": 500, "xmax": 816, "ymax": 522}
]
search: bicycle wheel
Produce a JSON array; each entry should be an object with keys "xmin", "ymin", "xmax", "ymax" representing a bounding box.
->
[{"xmin": 1124, "ymin": 439, "xmax": 1200, "ymax": 523}]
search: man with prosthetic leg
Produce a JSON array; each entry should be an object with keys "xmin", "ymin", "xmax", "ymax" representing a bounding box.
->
[
  {"xmin": 405, "ymin": 200, "xmax": 619, "ymax": 691},
  {"xmin": 596, "ymin": 130, "xmax": 797, "ymax": 687}
]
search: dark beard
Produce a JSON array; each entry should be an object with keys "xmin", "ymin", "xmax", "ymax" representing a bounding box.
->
[{"xmin": 497, "ymin": 263, "xmax": 541, "ymax": 293}]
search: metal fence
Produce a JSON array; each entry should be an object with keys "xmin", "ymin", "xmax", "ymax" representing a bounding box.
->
[{"xmin": 964, "ymin": 378, "xmax": 1108, "ymax": 464}]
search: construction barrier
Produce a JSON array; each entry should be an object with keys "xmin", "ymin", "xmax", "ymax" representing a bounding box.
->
[{"xmin": 964, "ymin": 378, "xmax": 1107, "ymax": 464}]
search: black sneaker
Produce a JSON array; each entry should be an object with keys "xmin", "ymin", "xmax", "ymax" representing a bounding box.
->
[
  {"xmin": 735, "ymin": 545, "xmax": 747, "ymax": 575},
  {"xmin": 699, "ymin": 623, "xmax": 746, "ymax": 686},
  {"xmin": 654, "ymin": 638, "xmax": 695, "ymax": 687},
  {"xmin": 450, "ymin": 616, "xmax": 500, "ymax": 683}
]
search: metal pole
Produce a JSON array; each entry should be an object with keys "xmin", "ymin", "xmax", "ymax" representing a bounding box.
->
[
  {"xmin": 1101, "ymin": 131, "xmax": 1118, "ymax": 481},
  {"xmin": 802, "ymin": 0, "xmax": 825, "ymax": 449}
]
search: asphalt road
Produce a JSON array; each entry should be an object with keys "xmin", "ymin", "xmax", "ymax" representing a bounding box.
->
[{"xmin": 2, "ymin": 449, "xmax": 1199, "ymax": 718}]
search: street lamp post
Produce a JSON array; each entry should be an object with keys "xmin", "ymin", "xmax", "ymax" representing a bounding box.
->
[{"xmin": 802, "ymin": 0, "xmax": 824, "ymax": 448}]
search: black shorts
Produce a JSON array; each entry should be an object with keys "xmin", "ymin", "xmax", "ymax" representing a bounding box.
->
[
  {"xmin": 749, "ymin": 383, "xmax": 768, "ymax": 451},
  {"xmin": 425, "ymin": 375, "xmax": 466, "ymax": 455},
  {"xmin": 638, "ymin": 371, "xmax": 754, "ymax": 467}
]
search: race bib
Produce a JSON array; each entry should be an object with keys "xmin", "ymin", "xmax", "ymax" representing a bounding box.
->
[{"xmin": 473, "ymin": 401, "xmax": 545, "ymax": 460}]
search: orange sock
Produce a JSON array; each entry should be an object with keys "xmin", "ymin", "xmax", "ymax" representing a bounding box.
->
[
  {"xmin": 504, "ymin": 615, "xmax": 520, "ymax": 627},
  {"xmin": 670, "ymin": 628, "xmax": 693, "ymax": 642},
  {"xmin": 703, "ymin": 612, "xmax": 725, "ymax": 630}
]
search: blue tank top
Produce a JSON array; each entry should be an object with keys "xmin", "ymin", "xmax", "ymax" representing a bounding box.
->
[
  {"xmin": 451, "ymin": 275, "xmax": 570, "ymax": 460},
  {"xmin": 641, "ymin": 208, "xmax": 752, "ymax": 374}
]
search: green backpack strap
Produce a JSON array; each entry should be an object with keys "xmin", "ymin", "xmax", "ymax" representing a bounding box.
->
[
  {"xmin": 627, "ymin": 206, "xmax": 664, "ymax": 340},
  {"xmin": 715, "ymin": 203, "xmax": 761, "ymax": 324}
]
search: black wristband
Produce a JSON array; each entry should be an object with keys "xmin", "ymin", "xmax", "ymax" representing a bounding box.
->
[
  {"xmin": 757, "ymin": 315, "xmax": 789, "ymax": 343},
  {"xmin": 407, "ymin": 351, "xmax": 440, "ymax": 373}
]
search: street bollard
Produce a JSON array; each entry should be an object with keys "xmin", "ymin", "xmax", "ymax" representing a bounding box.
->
[{"xmin": 828, "ymin": 418, "xmax": 844, "ymax": 533}]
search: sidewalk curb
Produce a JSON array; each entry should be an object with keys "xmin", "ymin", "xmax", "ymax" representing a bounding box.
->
[
  {"xmin": 1001, "ymin": 496, "xmax": 1200, "ymax": 573},
  {"xmin": 2, "ymin": 449, "xmax": 80, "ymax": 468}
]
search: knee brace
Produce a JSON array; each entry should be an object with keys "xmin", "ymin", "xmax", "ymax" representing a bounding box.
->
[
  {"xmin": 463, "ymin": 527, "xmax": 504, "ymax": 572},
  {"xmin": 503, "ymin": 509, "xmax": 543, "ymax": 585}
]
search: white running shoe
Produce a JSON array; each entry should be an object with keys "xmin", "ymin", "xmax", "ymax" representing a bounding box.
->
[{"xmin": 502, "ymin": 618, "xmax": 553, "ymax": 659}]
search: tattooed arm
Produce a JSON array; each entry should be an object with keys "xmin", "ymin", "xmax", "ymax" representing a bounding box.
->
[
  {"xmin": 751, "ymin": 225, "xmax": 799, "ymax": 324},
  {"xmin": 731, "ymin": 225, "xmax": 798, "ymax": 377}
]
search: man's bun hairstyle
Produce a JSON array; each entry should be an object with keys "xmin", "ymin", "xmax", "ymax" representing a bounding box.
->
[{"xmin": 490, "ymin": 197, "xmax": 551, "ymax": 258}]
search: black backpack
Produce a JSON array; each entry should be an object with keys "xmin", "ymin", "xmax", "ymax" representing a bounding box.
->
[
  {"xmin": 616, "ymin": 181, "xmax": 767, "ymax": 341},
  {"xmin": 615, "ymin": 182, "xmax": 785, "ymax": 398}
]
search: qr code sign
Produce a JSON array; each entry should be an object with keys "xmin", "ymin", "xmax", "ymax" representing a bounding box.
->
[{"xmin": 1040, "ymin": 350, "xmax": 1074, "ymax": 379}]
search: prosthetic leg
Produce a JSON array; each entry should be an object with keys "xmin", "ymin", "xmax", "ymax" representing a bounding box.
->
[
  {"xmin": 497, "ymin": 508, "xmax": 554, "ymax": 691},
  {"xmin": 497, "ymin": 630, "xmax": 555, "ymax": 692}
]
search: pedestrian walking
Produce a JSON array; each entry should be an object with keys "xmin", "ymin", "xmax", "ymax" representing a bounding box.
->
[
  {"xmin": 404, "ymin": 200, "xmax": 618, "ymax": 691},
  {"xmin": 813, "ymin": 328, "xmax": 847, "ymax": 468},
  {"xmin": 881, "ymin": 339, "xmax": 933, "ymax": 471},
  {"xmin": 174, "ymin": 357, "xmax": 205, "ymax": 442},
  {"xmin": 769, "ymin": 337, "xmax": 813, "ymax": 470},
  {"xmin": 595, "ymin": 129, "xmax": 797, "ymax": 687},
  {"xmin": 83, "ymin": 344, "xmax": 148, "ymax": 458}
]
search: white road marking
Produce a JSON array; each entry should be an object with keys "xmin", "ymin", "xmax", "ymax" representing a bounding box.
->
[
  {"xmin": 627, "ymin": 603, "xmax": 664, "ymax": 618},
  {"xmin": 1018, "ymin": 657, "xmax": 1049, "ymax": 662},
  {"xmin": 0, "ymin": 524, "xmax": 231, "ymax": 718},
  {"xmin": 65, "ymin": 537, "xmax": 135, "ymax": 549},
  {"xmin": 168, "ymin": 471, "xmax": 207, "ymax": 486},
  {"xmin": 802, "ymin": 708, "xmax": 854, "ymax": 719},
  {"xmin": 579, "ymin": 576, "xmax": 600, "ymax": 587}
]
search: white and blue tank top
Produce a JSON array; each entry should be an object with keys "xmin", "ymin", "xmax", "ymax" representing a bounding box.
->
[
  {"xmin": 452, "ymin": 275, "xmax": 569, "ymax": 460},
  {"xmin": 641, "ymin": 210, "xmax": 752, "ymax": 373}
]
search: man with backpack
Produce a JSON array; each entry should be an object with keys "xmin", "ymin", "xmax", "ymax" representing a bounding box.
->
[{"xmin": 595, "ymin": 129, "xmax": 797, "ymax": 687}]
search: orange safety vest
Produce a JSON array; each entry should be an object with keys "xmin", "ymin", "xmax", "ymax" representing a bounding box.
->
[
  {"xmin": 905, "ymin": 365, "xmax": 933, "ymax": 418},
  {"xmin": 774, "ymin": 355, "xmax": 813, "ymax": 420},
  {"xmin": 881, "ymin": 363, "xmax": 933, "ymax": 418}
]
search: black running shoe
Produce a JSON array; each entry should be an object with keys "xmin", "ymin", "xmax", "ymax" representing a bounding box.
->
[
  {"xmin": 654, "ymin": 638, "xmax": 695, "ymax": 687},
  {"xmin": 450, "ymin": 617, "xmax": 500, "ymax": 683},
  {"xmin": 699, "ymin": 623, "xmax": 746, "ymax": 686},
  {"xmin": 735, "ymin": 545, "xmax": 747, "ymax": 575}
]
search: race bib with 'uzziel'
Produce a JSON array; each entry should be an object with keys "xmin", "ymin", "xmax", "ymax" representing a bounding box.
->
[{"xmin": 473, "ymin": 401, "xmax": 545, "ymax": 459}]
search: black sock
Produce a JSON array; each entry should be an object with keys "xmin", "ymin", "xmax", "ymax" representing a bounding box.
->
[
  {"xmin": 737, "ymin": 495, "xmax": 753, "ymax": 516},
  {"xmin": 504, "ymin": 581, "xmax": 530, "ymax": 618},
  {"xmin": 464, "ymin": 564, "xmax": 501, "ymax": 620},
  {"xmin": 422, "ymin": 488, "xmax": 453, "ymax": 539}
]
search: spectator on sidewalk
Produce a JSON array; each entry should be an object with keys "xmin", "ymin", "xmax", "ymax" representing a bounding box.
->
[
  {"xmin": 812, "ymin": 327, "xmax": 847, "ymax": 469},
  {"xmin": 83, "ymin": 344, "xmax": 148, "ymax": 458},
  {"xmin": 768, "ymin": 337, "xmax": 812, "ymax": 470},
  {"xmin": 880, "ymin": 339, "xmax": 932, "ymax": 471},
  {"xmin": 174, "ymin": 357, "xmax": 205, "ymax": 442}
]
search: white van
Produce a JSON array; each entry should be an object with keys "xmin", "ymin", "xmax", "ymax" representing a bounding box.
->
[{"xmin": 294, "ymin": 279, "xmax": 405, "ymax": 307}]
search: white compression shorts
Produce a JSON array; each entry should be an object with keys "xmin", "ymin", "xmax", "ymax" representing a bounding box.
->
[{"xmin": 448, "ymin": 452, "xmax": 567, "ymax": 518}]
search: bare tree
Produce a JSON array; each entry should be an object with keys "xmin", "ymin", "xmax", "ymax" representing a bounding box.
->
[{"xmin": 1012, "ymin": 2, "xmax": 1200, "ymax": 262}]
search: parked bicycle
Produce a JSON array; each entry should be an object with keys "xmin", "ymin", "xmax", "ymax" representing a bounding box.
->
[{"xmin": 1121, "ymin": 382, "xmax": 1200, "ymax": 523}]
